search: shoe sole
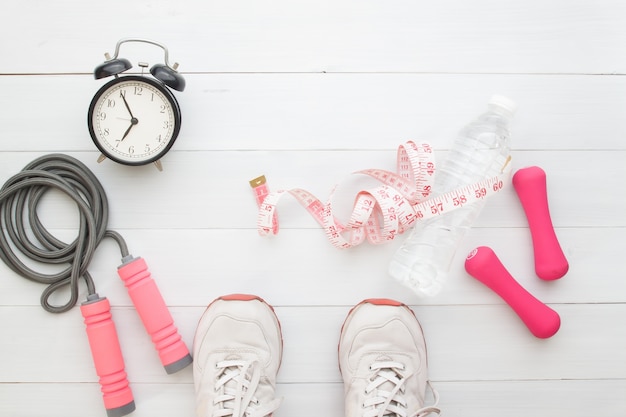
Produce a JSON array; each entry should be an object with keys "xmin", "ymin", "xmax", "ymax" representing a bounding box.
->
[
  {"xmin": 337, "ymin": 298, "xmax": 427, "ymax": 376},
  {"xmin": 194, "ymin": 293, "xmax": 284, "ymax": 369}
]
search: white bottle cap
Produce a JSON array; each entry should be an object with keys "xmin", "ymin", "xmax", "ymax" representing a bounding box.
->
[{"xmin": 489, "ymin": 95, "xmax": 517, "ymax": 114}]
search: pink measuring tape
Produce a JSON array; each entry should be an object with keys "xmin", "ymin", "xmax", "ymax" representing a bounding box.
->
[{"xmin": 251, "ymin": 141, "xmax": 512, "ymax": 248}]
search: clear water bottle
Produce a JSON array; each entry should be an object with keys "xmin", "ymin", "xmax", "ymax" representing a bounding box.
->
[{"xmin": 388, "ymin": 95, "xmax": 516, "ymax": 296}]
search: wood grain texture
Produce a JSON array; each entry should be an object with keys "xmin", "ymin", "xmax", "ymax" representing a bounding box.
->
[
  {"xmin": 2, "ymin": 0, "xmax": 626, "ymax": 74},
  {"xmin": 3, "ymin": 379, "xmax": 624, "ymax": 417},
  {"xmin": 1, "ymin": 74, "xmax": 626, "ymax": 151},
  {"xmin": 1, "ymin": 0, "xmax": 625, "ymax": 416}
]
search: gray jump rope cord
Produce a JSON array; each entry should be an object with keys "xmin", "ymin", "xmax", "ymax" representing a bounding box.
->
[{"xmin": 0, "ymin": 153, "xmax": 129, "ymax": 313}]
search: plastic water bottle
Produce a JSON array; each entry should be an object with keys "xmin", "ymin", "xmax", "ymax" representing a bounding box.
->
[{"xmin": 388, "ymin": 95, "xmax": 516, "ymax": 296}]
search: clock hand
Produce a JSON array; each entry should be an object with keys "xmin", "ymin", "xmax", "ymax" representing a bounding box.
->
[
  {"xmin": 120, "ymin": 92, "xmax": 134, "ymax": 118},
  {"xmin": 120, "ymin": 117, "xmax": 139, "ymax": 142},
  {"xmin": 120, "ymin": 123, "xmax": 133, "ymax": 142}
]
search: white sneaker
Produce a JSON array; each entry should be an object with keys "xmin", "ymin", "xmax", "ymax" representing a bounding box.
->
[
  {"xmin": 193, "ymin": 294, "xmax": 283, "ymax": 417},
  {"xmin": 339, "ymin": 299, "xmax": 441, "ymax": 417}
]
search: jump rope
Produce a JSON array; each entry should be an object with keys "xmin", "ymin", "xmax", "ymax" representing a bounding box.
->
[{"xmin": 0, "ymin": 153, "xmax": 191, "ymax": 417}]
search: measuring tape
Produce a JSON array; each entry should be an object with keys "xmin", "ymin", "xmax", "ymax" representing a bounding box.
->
[{"xmin": 251, "ymin": 141, "xmax": 512, "ymax": 249}]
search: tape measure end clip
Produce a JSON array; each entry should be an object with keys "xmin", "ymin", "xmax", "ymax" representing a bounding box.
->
[{"xmin": 249, "ymin": 175, "xmax": 267, "ymax": 188}]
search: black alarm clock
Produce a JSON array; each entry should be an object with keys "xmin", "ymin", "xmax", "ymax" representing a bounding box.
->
[{"xmin": 87, "ymin": 38, "xmax": 185, "ymax": 171}]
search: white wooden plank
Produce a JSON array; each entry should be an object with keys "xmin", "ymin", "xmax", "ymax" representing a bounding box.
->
[
  {"xmin": 1, "ymin": 304, "xmax": 624, "ymax": 384},
  {"xmin": 436, "ymin": 379, "xmax": 626, "ymax": 417},
  {"xmin": 1, "ymin": 74, "xmax": 626, "ymax": 151},
  {"xmin": 2, "ymin": 379, "xmax": 624, "ymax": 417},
  {"xmin": 2, "ymin": 0, "xmax": 626, "ymax": 74},
  {"xmin": 1, "ymin": 227, "xmax": 624, "ymax": 307},
  {"xmin": 0, "ymin": 383, "xmax": 197, "ymax": 417},
  {"xmin": 0, "ymin": 150, "xmax": 623, "ymax": 232},
  {"xmin": 283, "ymin": 304, "xmax": 626, "ymax": 382}
]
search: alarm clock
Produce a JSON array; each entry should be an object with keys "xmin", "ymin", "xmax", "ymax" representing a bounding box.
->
[{"xmin": 88, "ymin": 38, "xmax": 185, "ymax": 171}]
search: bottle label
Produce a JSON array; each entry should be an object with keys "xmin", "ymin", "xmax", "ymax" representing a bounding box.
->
[{"xmin": 251, "ymin": 141, "xmax": 512, "ymax": 249}]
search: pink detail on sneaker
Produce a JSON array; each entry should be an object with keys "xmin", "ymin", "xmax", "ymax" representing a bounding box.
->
[
  {"xmin": 219, "ymin": 293, "xmax": 263, "ymax": 302},
  {"xmin": 362, "ymin": 298, "xmax": 405, "ymax": 307}
]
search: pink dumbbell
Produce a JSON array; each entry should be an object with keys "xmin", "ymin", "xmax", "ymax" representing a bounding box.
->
[
  {"xmin": 465, "ymin": 246, "xmax": 560, "ymax": 338},
  {"xmin": 512, "ymin": 166, "xmax": 568, "ymax": 280}
]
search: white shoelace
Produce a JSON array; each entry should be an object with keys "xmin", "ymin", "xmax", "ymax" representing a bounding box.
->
[
  {"xmin": 213, "ymin": 359, "xmax": 282, "ymax": 417},
  {"xmin": 364, "ymin": 361, "xmax": 441, "ymax": 417}
]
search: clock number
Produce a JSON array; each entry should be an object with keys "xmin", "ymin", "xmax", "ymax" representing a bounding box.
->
[
  {"xmin": 134, "ymin": 86, "xmax": 143, "ymax": 95},
  {"xmin": 99, "ymin": 112, "xmax": 107, "ymax": 121},
  {"xmin": 156, "ymin": 134, "xmax": 162, "ymax": 143},
  {"xmin": 119, "ymin": 90, "xmax": 126, "ymax": 98},
  {"xmin": 103, "ymin": 128, "xmax": 110, "ymax": 136},
  {"xmin": 128, "ymin": 146, "xmax": 135, "ymax": 155},
  {"xmin": 107, "ymin": 99, "xmax": 116, "ymax": 108},
  {"xmin": 160, "ymin": 104, "xmax": 166, "ymax": 113},
  {"xmin": 163, "ymin": 121, "xmax": 170, "ymax": 129},
  {"xmin": 144, "ymin": 144, "xmax": 151, "ymax": 153}
]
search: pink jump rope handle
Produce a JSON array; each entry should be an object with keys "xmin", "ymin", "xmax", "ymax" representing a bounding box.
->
[
  {"xmin": 81, "ymin": 295, "xmax": 135, "ymax": 417},
  {"xmin": 465, "ymin": 247, "xmax": 560, "ymax": 338},
  {"xmin": 512, "ymin": 166, "xmax": 568, "ymax": 280},
  {"xmin": 117, "ymin": 256, "xmax": 192, "ymax": 374}
]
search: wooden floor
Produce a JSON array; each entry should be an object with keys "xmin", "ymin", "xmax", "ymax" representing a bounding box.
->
[{"xmin": 1, "ymin": 1, "xmax": 625, "ymax": 416}]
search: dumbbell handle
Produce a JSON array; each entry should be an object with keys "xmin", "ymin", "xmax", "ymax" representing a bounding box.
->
[
  {"xmin": 81, "ymin": 295, "xmax": 135, "ymax": 417},
  {"xmin": 465, "ymin": 247, "xmax": 560, "ymax": 338},
  {"xmin": 512, "ymin": 166, "xmax": 568, "ymax": 280},
  {"xmin": 117, "ymin": 256, "xmax": 192, "ymax": 374}
]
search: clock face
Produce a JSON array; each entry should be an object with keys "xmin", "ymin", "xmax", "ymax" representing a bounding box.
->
[{"xmin": 88, "ymin": 75, "xmax": 181, "ymax": 165}]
